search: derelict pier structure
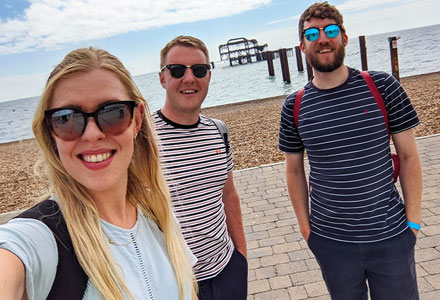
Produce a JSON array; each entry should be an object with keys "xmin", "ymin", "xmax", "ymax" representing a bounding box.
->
[{"xmin": 219, "ymin": 38, "xmax": 268, "ymax": 66}]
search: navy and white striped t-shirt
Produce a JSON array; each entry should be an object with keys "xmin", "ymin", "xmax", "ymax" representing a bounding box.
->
[
  {"xmin": 153, "ymin": 111, "xmax": 234, "ymax": 281},
  {"xmin": 279, "ymin": 68, "xmax": 419, "ymax": 243}
]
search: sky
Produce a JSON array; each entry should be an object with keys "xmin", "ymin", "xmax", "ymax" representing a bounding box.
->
[{"xmin": 0, "ymin": 0, "xmax": 439, "ymax": 103}]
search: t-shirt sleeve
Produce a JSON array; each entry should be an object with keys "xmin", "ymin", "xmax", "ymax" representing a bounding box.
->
[
  {"xmin": 372, "ymin": 71, "xmax": 419, "ymax": 133},
  {"xmin": 226, "ymin": 152, "xmax": 234, "ymax": 172},
  {"xmin": 0, "ymin": 218, "xmax": 58, "ymax": 300},
  {"xmin": 225, "ymin": 125, "xmax": 234, "ymax": 173},
  {"xmin": 278, "ymin": 93, "xmax": 305, "ymax": 153}
]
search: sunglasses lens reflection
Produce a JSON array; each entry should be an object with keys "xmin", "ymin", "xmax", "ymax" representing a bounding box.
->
[
  {"xmin": 304, "ymin": 28, "xmax": 319, "ymax": 41},
  {"xmin": 325, "ymin": 25, "xmax": 340, "ymax": 38},
  {"xmin": 51, "ymin": 110, "xmax": 84, "ymax": 140},
  {"xmin": 98, "ymin": 103, "xmax": 133, "ymax": 135}
]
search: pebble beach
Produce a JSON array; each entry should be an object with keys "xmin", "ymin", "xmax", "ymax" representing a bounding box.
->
[{"xmin": 0, "ymin": 71, "xmax": 439, "ymax": 214}]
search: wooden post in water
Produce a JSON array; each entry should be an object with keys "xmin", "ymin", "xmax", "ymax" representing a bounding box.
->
[
  {"xmin": 279, "ymin": 48, "xmax": 291, "ymax": 83},
  {"xmin": 388, "ymin": 36, "xmax": 400, "ymax": 81},
  {"xmin": 265, "ymin": 51, "xmax": 275, "ymax": 76},
  {"xmin": 359, "ymin": 36, "xmax": 368, "ymax": 71},
  {"xmin": 306, "ymin": 60, "xmax": 313, "ymax": 81},
  {"xmin": 295, "ymin": 46, "xmax": 304, "ymax": 72}
]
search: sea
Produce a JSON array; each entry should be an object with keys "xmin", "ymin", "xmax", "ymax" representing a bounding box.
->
[{"xmin": 1, "ymin": 24, "xmax": 439, "ymax": 144}]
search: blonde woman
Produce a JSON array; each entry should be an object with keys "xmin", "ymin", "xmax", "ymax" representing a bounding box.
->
[{"xmin": 0, "ymin": 47, "xmax": 197, "ymax": 300}]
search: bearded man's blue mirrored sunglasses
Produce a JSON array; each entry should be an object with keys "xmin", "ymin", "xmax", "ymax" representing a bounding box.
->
[{"xmin": 303, "ymin": 24, "xmax": 341, "ymax": 42}]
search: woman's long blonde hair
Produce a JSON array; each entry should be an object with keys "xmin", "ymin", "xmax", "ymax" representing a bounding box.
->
[{"xmin": 32, "ymin": 47, "xmax": 195, "ymax": 299}]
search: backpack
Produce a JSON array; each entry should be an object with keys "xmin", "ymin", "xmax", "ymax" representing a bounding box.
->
[
  {"xmin": 293, "ymin": 71, "xmax": 400, "ymax": 183},
  {"xmin": 211, "ymin": 118, "xmax": 230, "ymax": 154},
  {"xmin": 15, "ymin": 199, "xmax": 88, "ymax": 299}
]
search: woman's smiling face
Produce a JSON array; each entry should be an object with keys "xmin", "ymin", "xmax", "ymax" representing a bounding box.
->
[{"xmin": 50, "ymin": 68, "xmax": 138, "ymax": 197}]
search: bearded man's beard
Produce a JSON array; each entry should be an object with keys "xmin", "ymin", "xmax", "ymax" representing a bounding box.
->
[{"xmin": 307, "ymin": 45, "xmax": 345, "ymax": 72}]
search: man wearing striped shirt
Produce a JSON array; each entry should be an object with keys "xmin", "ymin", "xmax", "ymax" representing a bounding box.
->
[
  {"xmin": 153, "ymin": 35, "xmax": 247, "ymax": 300},
  {"xmin": 279, "ymin": 2, "xmax": 422, "ymax": 300}
]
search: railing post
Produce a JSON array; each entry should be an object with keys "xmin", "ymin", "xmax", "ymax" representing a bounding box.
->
[
  {"xmin": 359, "ymin": 36, "xmax": 368, "ymax": 71},
  {"xmin": 295, "ymin": 46, "xmax": 304, "ymax": 72},
  {"xmin": 388, "ymin": 36, "xmax": 400, "ymax": 81},
  {"xmin": 279, "ymin": 48, "xmax": 291, "ymax": 83}
]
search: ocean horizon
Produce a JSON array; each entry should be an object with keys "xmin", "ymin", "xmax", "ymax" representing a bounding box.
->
[{"xmin": 1, "ymin": 24, "xmax": 439, "ymax": 144}]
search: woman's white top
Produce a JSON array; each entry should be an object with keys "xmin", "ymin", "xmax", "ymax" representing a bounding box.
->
[{"xmin": 0, "ymin": 209, "xmax": 196, "ymax": 299}]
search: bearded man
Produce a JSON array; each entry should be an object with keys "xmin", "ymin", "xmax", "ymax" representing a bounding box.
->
[{"xmin": 278, "ymin": 2, "xmax": 422, "ymax": 300}]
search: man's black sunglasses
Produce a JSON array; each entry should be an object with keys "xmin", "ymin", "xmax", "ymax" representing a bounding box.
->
[{"xmin": 161, "ymin": 64, "xmax": 211, "ymax": 79}]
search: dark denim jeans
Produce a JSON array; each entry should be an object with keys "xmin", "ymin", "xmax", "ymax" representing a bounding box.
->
[
  {"xmin": 197, "ymin": 249, "xmax": 248, "ymax": 300},
  {"xmin": 308, "ymin": 228, "xmax": 419, "ymax": 300}
]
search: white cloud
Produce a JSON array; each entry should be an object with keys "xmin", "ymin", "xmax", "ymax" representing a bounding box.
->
[
  {"xmin": 342, "ymin": 0, "xmax": 440, "ymax": 37},
  {"xmin": 0, "ymin": 0, "xmax": 271, "ymax": 54},
  {"xmin": 266, "ymin": 14, "xmax": 299, "ymax": 25}
]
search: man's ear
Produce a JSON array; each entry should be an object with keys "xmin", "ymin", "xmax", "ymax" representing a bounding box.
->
[
  {"xmin": 343, "ymin": 33, "xmax": 348, "ymax": 46},
  {"xmin": 159, "ymin": 71, "xmax": 166, "ymax": 89},
  {"xmin": 299, "ymin": 41, "xmax": 306, "ymax": 52},
  {"xmin": 206, "ymin": 69, "xmax": 212, "ymax": 83}
]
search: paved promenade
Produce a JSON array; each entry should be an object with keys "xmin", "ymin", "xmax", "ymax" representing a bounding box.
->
[
  {"xmin": 234, "ymin": 134, "xmax": 440, "ymax": 300},
  {"xmin": 1, "ymin": 134, "xmax": 439, "ymax": 299}
]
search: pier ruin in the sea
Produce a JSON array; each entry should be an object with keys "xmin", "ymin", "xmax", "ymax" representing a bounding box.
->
[
  {"xmin": 218, "ymin": 37, "xmax": 294, "ymax": 66},
  {"xmin": 218, "ymin": 38, "xmax": 268, "ymax": 66}
]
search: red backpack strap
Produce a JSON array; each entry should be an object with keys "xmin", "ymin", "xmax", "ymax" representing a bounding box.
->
[
  {"xmin": 293, "ymin": 88, "xmax": 305, "ymax": 129},
  {"xmin": 361, "ymin": 71, "xmax": 400, "ymax": 182},
  {"xmin": 360, "ymin": 71, "xmax": 389, "ymax": 135}
]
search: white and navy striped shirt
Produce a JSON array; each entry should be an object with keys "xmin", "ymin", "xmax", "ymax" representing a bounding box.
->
[
  {"xmin": 153, "ymin": 111, "xmax": 234, "ymax": 281},
  {"xmin": 279, "ymin": 68, "xmax": 419, "ymax": 243}
]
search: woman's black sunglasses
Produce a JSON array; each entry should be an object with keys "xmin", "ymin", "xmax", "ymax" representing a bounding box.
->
[
  {"xmin": 45, "ymin": 100, "xmax": 137, "ymax": 141},
  {"xmin": 161, "ymin": 64, "xmax": 211, "ymax": 79}
]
